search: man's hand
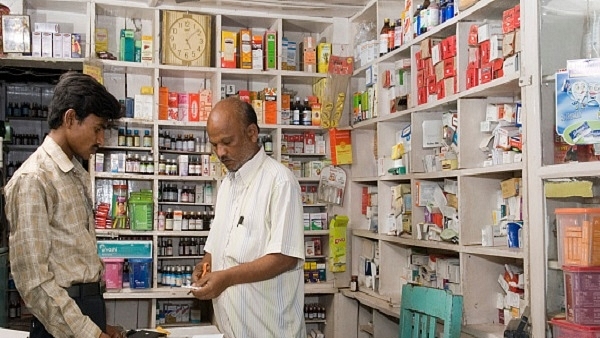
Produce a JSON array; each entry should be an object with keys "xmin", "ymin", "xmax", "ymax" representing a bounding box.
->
[
  {"xmin": 105, "ymin": 325, "xmax": 126, "ymax": 338},
  {"xmin": 191, "ymin": 270, "xmax": 231, "ymax": 300}
]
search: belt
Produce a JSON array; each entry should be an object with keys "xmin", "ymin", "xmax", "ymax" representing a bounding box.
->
[{"xmin": 65, "ymin": 282, "xmax": 106, "ymax": 298}]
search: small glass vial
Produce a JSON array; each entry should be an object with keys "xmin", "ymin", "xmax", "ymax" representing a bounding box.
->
[
  {"xmin": 118, "ymin": 128, "xmax": 126, "ymax": 146},
  {"xmin": 143, "ymin": 130, "xmax": 152, "ymax": 147},
  {"xmin": 125, "ymin": 129, "xmax": 134, "ymax": 147},
  {"xmin": 157, "ymin": 211, "xmax": 166, "ymax": 231},
  {"xmin": 133, "ymin": 129, "xmax": 141, "ymax": 147},
  {"xmin": 350, "ymin": 275, "xmax": 358, "ymax": 292}
]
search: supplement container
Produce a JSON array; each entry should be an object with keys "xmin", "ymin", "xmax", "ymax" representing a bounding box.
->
[
  {"xmin": 564, "ymin": 265, "xmax": 600, "ymax": 325},
  {"xmin": 555, "ymin": 208, "xmax": 600, "ymax": 267},
  {"xmin": 129, "ymin": 258, "xmax": 152, "ymax": 289},
  {"xmin": 551, "ymin": 318, "xmax": 600, "ymax": 338},
  {"xmin": 102, "ymin": 258, "xmax": 125, "ymax": 290}
]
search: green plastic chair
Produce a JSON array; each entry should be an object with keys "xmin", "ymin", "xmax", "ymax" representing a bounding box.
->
[{"xmin": 399, "ymin": 284, "xmax": 464, "ymax": 338}]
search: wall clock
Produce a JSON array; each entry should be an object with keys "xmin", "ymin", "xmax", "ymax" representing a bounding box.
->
[
  {"xmin": 161, "ymin": 10, "xmax": 211, "ymax": 67},
  {"xmin": 2, "ymin": 14, "xmax": 30, "ymax": 53}
]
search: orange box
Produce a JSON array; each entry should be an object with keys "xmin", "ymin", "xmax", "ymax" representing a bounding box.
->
[
  {"xmin": 514, "ymin": 5, "xmax": 521, "ymax": 29},
  {"xmin": 158, "ymin": 87, "xmax": 168, "ymax": 120},
  {"xmin": 311, "ymin": 102, "xmax": 321, "ymax": 126},
  {"xmin": 427, "ymin": 76, "xmax": 437, "ymax": 94},
  {"xmin": 555, "ymin": 208, "xmax": 600, "ymax": 267},
  {"xmin": 238, "ymin": 28, "xmax": 252, "ymax": 69},
  {"xmin": 503, "ymin": 7, "xmax": 515, "ymax": 33},
  {"xmin": 480, "ymin": 63, "xmax": 493, "ymax": 84},
  {"xmin": 188, "ymin": 92, "xmax": 200, "ymax": 122},
  {"xmin": 263, "ymin": 87, "xmax": 277, "ymax": 124},
  {"xmin": 437, "ymin": 80, "xmax": 445, "ymax": 100},
  {"xmin": 281, "ymin": 94, "xmax": 291, "ymax": 110},
  {"xmin": 329, "ymin": 128, "xmax": 352, "ymax": 165}
]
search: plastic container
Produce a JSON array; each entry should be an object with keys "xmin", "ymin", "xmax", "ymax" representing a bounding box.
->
[
  {"xmin": 564, "ymin": 265, "xmax": 600, "ymax": 325},
  {"xmin": 102, "ymin": 258, "xmax": 125, "ymax": 290},
  {"xmin": 129, "ymin": 258, "xmax": 152, "ymax": 289},
  {"xmin": 555, "ymin": 208, "xmax": 600, "ymax": 267},
  {"xmin": 551, "ymin": 318, "xmax": 600, "ymax": 338}
]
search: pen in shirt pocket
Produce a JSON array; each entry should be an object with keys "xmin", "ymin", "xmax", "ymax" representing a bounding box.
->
[{"xmin": 237, "ymin": 216, "xmax": 244, "ymax": 227}]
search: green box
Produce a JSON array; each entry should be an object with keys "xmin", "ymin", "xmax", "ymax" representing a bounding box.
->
[{"xmin": 265, "ymin": 30, "xmax": 277, "ymax": 70}]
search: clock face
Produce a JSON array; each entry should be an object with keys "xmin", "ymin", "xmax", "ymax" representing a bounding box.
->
[{"xmin": 168, "ymin": 17, "xmax": 207, "ymax": 62}]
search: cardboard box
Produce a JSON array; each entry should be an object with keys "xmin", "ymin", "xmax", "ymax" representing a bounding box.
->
[
  {"xmin": 198, "ymin": 89, "xmax": 212, "ymax": 122},
  {"xmin": 443, "ymin": 57, "xmax": 456, "ymax": 78},
  {"xmin": 221, "ymin": 31, "xmax": 237, "ymax": 68},
  {"xmin": 281, "ymin": 37, "xmax": 289, "ymax": 69},
  {"xmin": 52, "ymin": 33, "xmax": 62, "ymax": 58},
  {"xmin": 141, "ymin": 35, "xmax": 153, "ymax": 62},
  {"xmin": 95, "ymin": 28, "xmax": 108, "ymax": 53},
  {"xmin": 62, "ymin": 33, "xmax": 72, "ymax": 59},
  {"xmin": 503, "ymin": 7, "xmax": 515, "ymax": 33},
  {"xmin": 501, "ymin": 178, "xmax": 521, "ymax": 198},
  {"xmin": 238, "ymin": 28, "xmax": 252, "ymax": 69},
  {"xmin": 31, "ymin": 32, "xmax": 42, "ymax": 57},
  {"xmin": 71, "ymin": 33, "xmax": 83, "ymax": 58},
  {"xmin": 264, "ymin": 30, "xmax": 277, "ymax": 70},
  {"xmin": 177, "ymin": 93, "xmax": 189, "ymax": 121},
  {"xmin": 317, "ymin": 42, "xmax": 331, "ymax": 73},
  {"xmin": 41, "ymin": 32, "xmax": 53, "ymax": 58},
  {"xmin": 300, "ymin": 36, "xmax": 316, "ymax": 72},
  {"xmin": 263, "ymin": 87, "xmax": 277, "ymax": 124},
  {"xmin": 251, "ymin": 34, "xmax": 263, "ymax": 70},
  {"xmin": 287, "ymin": 41, "xmax": 297, "ymax": 70},
  {"xmin": 329, "ymin": 128, "xmax": 352, "ymax": 165},
  {"xmin": 188, "ymin": 93, "xmax": 200, "ymax": 122},
  {"xmin": 120, "ymin": 29, "xmax": 135, "ymax": 62}
]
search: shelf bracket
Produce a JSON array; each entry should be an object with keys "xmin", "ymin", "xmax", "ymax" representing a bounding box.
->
[{"xmin": 519, "ymin": 75, "xmax": 532, "ymax": 87}]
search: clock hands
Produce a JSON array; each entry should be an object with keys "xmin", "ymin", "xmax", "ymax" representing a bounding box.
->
[{"xmin": 184, "ymin": 29, "xmax": 200, "ymax": 49}]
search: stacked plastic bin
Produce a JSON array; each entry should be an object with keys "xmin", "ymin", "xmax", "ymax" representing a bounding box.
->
[{"xmin": 551, "ymin": 208, "xmax": 600, "ymax": 337}]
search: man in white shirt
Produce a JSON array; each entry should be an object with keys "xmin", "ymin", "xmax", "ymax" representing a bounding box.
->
[{"xmin": 191, "ymin": 97, "xmax": 306, "ymax": 338}]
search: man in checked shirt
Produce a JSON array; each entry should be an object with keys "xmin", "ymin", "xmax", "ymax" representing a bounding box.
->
[{"xmin": 5, "ymin": 72, "xmax": 125, "ymax": 338}]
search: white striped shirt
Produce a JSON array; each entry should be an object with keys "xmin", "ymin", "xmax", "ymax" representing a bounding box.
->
[{"xmin": 205, "ymin": 147, "xmax": 306, "ymax": 338}]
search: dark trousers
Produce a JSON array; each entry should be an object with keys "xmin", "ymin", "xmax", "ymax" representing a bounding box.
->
[{"xmin": 30, "ymin": 293, "xmax": 106, "ymax": 338}]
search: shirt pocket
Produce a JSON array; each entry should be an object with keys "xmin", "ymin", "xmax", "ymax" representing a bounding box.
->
[{"xmin": 224, "ymin": 224, "xmax": 261, "ymax": 264}]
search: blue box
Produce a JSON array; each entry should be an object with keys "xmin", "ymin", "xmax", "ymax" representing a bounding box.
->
[{"xmin": 129, "ymin": 258, "xmax": 152, "ymax": 289}]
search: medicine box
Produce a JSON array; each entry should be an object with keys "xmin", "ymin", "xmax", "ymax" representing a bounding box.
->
[
  {"xmin": 102, "ymin": 258, "xmax": 124, "ymax": 290},
  {"xmin": 551, "ymin": 318, "xmax": 600, "ymax": 338},
  {"xmin": 128, "ymin": 258, "xmax": 152, "ymax": 289},
  {"xmin": 555, "ymin": 208, "xmax": 600, "ymax": 267},
  {"xmin": 563, "ymin": 265, "xmax": 600, "ymax": 325}
]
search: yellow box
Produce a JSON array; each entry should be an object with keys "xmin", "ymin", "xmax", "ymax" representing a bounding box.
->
[
  {"xmin": 95, "ymin": 28, "xmax": 108, "ymax": 53},
  {"xmin": 221, "ymin": 31, "xmax": 237, "ymax": 68},
  {"xmin": 329, "ymin": 215, "xmax": 349, "ymax": 272},
  {"xmin": 238, "ymin": 28, "xmax": 252, "ymax": 69},
  {"xmin": 317, "ymin": 42, "xmax": 331, "ymax": 73}
]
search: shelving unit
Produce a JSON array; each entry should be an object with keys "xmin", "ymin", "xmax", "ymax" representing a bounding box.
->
[{"xmin": 343, "ymin": 0, "xmax": 526, "ymax": 337}]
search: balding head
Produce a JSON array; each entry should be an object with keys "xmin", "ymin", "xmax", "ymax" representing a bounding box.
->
[{"xmin": 207, "ymin": 97, "xmax": 260, "ymax": 172}]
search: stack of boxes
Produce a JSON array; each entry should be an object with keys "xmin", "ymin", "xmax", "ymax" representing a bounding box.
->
[
  {"xmin": 31, "ymin": 23, "xmax": 83, "ymax": 59},
  {"xmin": 551, "ymin": 208, "xmax": 600, "ymax": 337},
  {"xmin": 219, "ymin": 29, "xmax": 330, "ymax": 73},
  {"xmin": 415, "ymin": 35, "xmax": 457, "ymax": 106},
  {"xmin": 479, "ymin": 102, "xmax": 523, "ymax": 166},
  {"xmin": 158, "ymin": 86, "xmax": 212, "ymax": 122},
  {"xmin": 466, "ymin": 4, "xmax": 520, "ymax": 90}
]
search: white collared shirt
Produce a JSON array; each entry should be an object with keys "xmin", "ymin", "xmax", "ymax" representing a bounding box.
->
[{"xmin": 205, "ymin": 147, "xmax": 306, "ymax": 338}]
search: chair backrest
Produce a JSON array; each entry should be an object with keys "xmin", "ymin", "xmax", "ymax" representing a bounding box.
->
[{"xmin": 398, "ymin": 284, "xmax": 463, "ymax": 338}]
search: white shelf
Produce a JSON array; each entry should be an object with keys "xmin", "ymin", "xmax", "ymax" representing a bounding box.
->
[
  {"xmin": 157, "ymin": 256, "xmax": 204, "ymax": 260},
  {"xmin": 305, "ymin": 282, "xmax": 337, "ymax": 294},
  {"xmin": 100, "ymin": 146, "xmax": 152, "ymax": 152},
  {"xmin": 538, "ymin": 161, "xmax": 600, "ymax": 179},
  {"xmin": 305, "ymin": 230, "xmax": 329, "ymax": 236}
]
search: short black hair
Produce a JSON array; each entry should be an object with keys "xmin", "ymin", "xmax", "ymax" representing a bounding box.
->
[{"xmin": 48, "ymin": 72, "xmax": 123, "ymax": 129}]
